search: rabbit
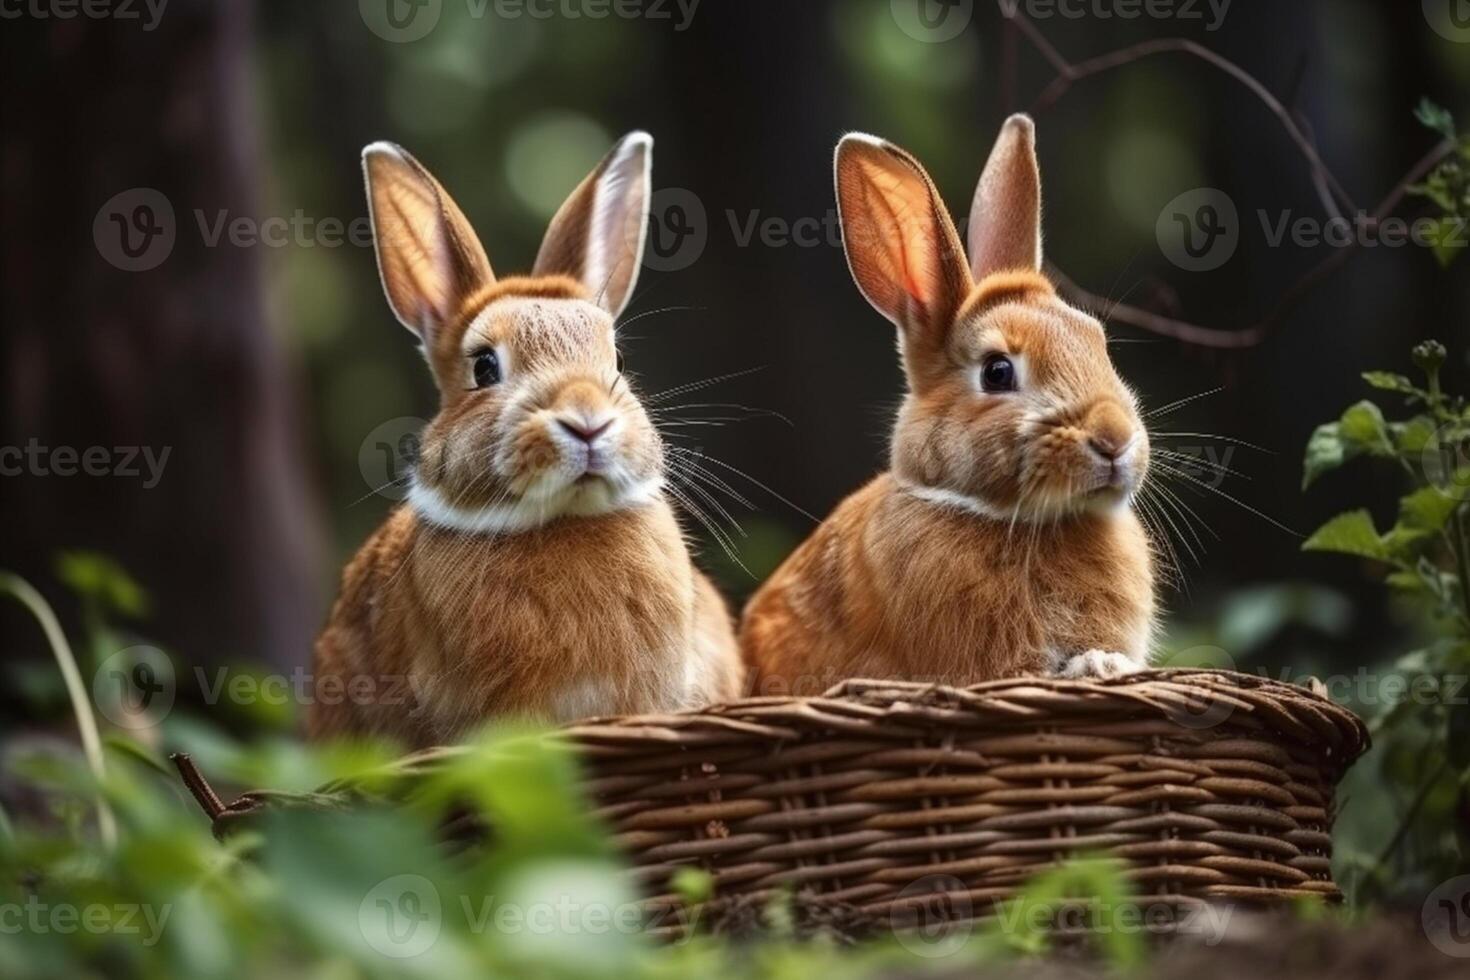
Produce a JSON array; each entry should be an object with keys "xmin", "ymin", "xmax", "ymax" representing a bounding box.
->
[
  {"xmin": 740, "ymin": 115, "xmax": 1156, "ymax": 696},
  {"xmin": 308, "ymin": 132, "xmax": 744, "ymax": 747}
]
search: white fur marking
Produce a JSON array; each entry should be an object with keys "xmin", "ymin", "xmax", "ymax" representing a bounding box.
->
[
  {"xmin": 896, "ymin": 479, "xmax": 1016, "ymax": 522},
  {"xmin": 409, "ymin": 475, "xmax": 664, "ymax": 535},
  {"xmin": 1054, "ymin": 649, "xmax": 1144, "ymax": 679}
]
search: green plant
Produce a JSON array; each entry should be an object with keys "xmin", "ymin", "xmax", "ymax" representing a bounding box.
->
[
  {"xmin": 1407, "ymin": 100, "xmax": 1470, "ymax": 268},
  {"xmin": 1301, "ymin": 339, "xmax": 1470, "ymax": 896}
]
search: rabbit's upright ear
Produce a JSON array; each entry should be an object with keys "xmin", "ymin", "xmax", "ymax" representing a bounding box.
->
[
  {"xmin": 834, "ymin": 134, "xmax": 971, "ymax": 349},
  {"xmin": 533, "ymin": 131, "xmax": 653, "ymax": 319},
  {"xmin": 362, "ymin": 142, "xmax": 495, "ymax": 344},
  {"xmin": 967, "ymin": 114, "xmax": 1043, "ymax": 280}
]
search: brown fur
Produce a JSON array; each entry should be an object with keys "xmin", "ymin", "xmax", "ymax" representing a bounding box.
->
[
  {"xmin": 741, "ymin": 116, "xmax": 1156, "ymax": 695},
  {"xmin": 309, "ymin": 135, "xmax": 742, "ymax": 746}
]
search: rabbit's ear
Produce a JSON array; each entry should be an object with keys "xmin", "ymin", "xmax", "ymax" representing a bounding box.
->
[
  {"xmin": 533, "ymin": 131, "xmax": 652, "ymax": 319},
  {"xmin": 835, "ymin": 134, "xmax": 971, "ymax": 345},
  {"xmin": 967, "ymin": 114, "xmax": 1043, "ymax": 280},
  {"xmin": 362, "ymin": 142, "xmax": 494, "ymax": 343}
]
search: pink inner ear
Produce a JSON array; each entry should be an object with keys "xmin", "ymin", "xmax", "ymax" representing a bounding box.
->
[{"xmin": 895, "ymin": 236, "xmax": 927, "ymax": 310}]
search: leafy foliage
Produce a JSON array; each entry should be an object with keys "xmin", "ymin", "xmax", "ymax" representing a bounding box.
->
[
  {"xmin": 1407, "ymin": 100, "xmax": 1470, "ymax": 267},
  {"xmin": 1301, "ymin": 339, "xmax": 1470, "ymax": 896}
]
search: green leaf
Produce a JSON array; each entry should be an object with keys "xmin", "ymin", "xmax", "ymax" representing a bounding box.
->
[
  {"xmin": 1409, "ymin": 176, "xmax": 1459, "ymax": 214},
  {"xmin": 1303, "ymin": 401, "xmax": 1397, "ymax": 489},
  {"xmin": 54, "ymin": 550, "xmax": 149, "ymax": 618},
  {"xmin": 1340, "ymin": 400, "xmax": 1394, "ymax": 452},
  {"xmin": 1400, "ymin": 485, "xmax": 1460, "ymax": 533},
  {"xmin": 1302, "ymin": 510, "xmax": 1388, "ymax": 560},
  {"xmin": 1394, "ymin": 416, "xmax": 1437, "ymax": 455},
  {"xmin": 1419, "ymin": 215, "xmax": 1468, "ymax": 268},
  {"xmin": 1302, "ymin": 422, "xmax": 1345, "ymax": 489},
  {"xmin": 671, "ymin": 867, "xmax": 714, "ymax": 905},
  {"xmin": 1416, "ymin": 97, "xmax": 1457, "ymax": 141},
  {"xmin": 1362, "ymin": 371, "xmax": 1417, "ymax": 395},
  {"xmin": 1387, "ymin": 568, "xmax": 1430, "ymax": 595}
]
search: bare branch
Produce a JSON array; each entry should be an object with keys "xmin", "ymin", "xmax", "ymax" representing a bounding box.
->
[{"xmin": 1001, "ymin": 3, "xmax": 1455, "ymax": 348}]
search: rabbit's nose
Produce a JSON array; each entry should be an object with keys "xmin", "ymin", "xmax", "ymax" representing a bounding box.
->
[
  {"xmin": 557, "ymin": 416, "xmax": 614, "ymax": 444},
  {"xmin": 1085, "ymin": 403, "xmax": 1135, "ymax": 461},
  {"xmin": 1089, "ymin": 434, "xmax": 1124, "ymax": 461}
]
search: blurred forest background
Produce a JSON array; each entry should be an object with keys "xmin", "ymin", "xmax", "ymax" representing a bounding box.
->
[{"xmin": 2, "ymin": 0, "xmax": 1467, "ymax": 708}]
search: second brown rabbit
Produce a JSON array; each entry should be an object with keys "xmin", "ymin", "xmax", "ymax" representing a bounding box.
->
[{"xmin": 741, "ymin": 115, "xmax": 1157, "ymax": 695}]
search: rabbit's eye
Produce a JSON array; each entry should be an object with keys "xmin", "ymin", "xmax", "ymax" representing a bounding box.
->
[
  {"xmin": 615, "ymin": 350, "xmax": 626, "ymax": 375},
  {"xmin": 981, "ymin": 354, "xmax": 1017, "ymax": 393},
  {"xmin": 471, "ymin": 349, "xmax": 501, "ymax": 388}
]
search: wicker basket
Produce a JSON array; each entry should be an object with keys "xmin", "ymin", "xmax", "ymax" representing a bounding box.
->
[{"xmin": 178, "ymin": 669, "xmax": 1369, "ymax": 938}]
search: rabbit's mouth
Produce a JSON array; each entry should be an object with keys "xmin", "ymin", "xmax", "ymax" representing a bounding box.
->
[{"xmin": 1077, "ymin": 460, "xmax": 1141, "ymax": 511}]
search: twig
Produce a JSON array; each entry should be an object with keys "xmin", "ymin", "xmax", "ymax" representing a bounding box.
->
[
  {"xmin": 171, "ymin": 753, "xmax": 227, "ymax": 821},
  {"xmin": 1001, "ymin": 2, "xmax": 1457, "ymax": 348}
]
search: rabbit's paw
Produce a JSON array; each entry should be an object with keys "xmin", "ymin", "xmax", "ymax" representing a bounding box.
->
[{"xmin": 1055, "ymin": 649, "xmax": 1142, "ymax": 679}]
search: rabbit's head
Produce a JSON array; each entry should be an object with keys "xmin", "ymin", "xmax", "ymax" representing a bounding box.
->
[
  {"xmin": 835, "ymin": 115, "xmax": 1147, "ymax": 521},
  {"xmin": 363, "ymin": 133, "xmax": 664, "ymax": 533}
]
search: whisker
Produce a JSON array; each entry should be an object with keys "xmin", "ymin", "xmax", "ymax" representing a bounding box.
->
[
  {"xmin": 1152, "ymin": 460, "xmax": 1299, "ymax": 536},
  {"xmin": 617, "ymin": 304, "xmax": 706, "ymax": 331},
  {"xmin": 647, "ymin": 367, "xmax": 768, "ymax": 404},
  {"xmin": 1151, "ymin": 480, "xmax": 1220, "ymax": 543},
  {"xmin": 651, "ymin": 402, "xmax": 794, "ymax": 426},
  {"xmin": 668, "ymin": 470, "xmax": 746, "ymax": 537},
  {"xmin": 666, "ymin": 455, "xmax": 756, "ymax": 510},
  {"xmin": 1152, "ymin": 448, "xmax": 1251, "ymax": 482},
  {"xmin": 1143, "ymin": 387, "xmax": 1225, "ymax": 421},
  {"xmin": 664, "ymin": 482, "xmax": 753, "ymax": 578},
  {"xmin": 666, "ymin": 446, "xmax": 820, "ymax": 523},
  {"xmin": 348, "ymin": 474, "xmax": 414, "ymax": 507},
  {"xmin": 1134, "ymin": 491, "xmax": 1186, "ymax": 591},
  {"xmin": 1148, "ymin": 484, "xmax": 1210, "ymax": 562},
  {"xmin": 1151, "ymin": 431, "xmax": 1274, "ymax": 454}
]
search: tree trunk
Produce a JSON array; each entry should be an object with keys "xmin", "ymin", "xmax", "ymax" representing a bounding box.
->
[{"xmin": 0, "ymin": 1, "xmax": 323, "ymax": 671}]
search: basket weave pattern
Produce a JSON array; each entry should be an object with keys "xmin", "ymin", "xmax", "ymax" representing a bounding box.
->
[{"xmin": 561, "ymin": 670, "xmax": 1369, "ymax": 930}]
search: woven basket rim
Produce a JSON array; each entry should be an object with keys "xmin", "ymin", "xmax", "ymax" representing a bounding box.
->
[
  {"xmin": 391, "ymin": 667, "xmax": 1370, "ymax": 772},
  {"xmin": 176, "ymin": 668, "xmax": 1369, "ymax": 835}
]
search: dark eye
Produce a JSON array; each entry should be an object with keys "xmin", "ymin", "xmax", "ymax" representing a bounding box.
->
[
  {"xmin": 981, "ymin": 354, "xmax": 1017, "ymax": 393},
  {"xmin": 472, "ymin": 349, "xmax": 501, "ymax": 389},
  {"xmin": 615, "ymin": 350, "xmax": 625, "ymax": 375}
]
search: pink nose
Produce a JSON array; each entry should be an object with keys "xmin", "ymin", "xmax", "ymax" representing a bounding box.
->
[
  {"xmin": 1090, "ymin": 435, "xmax": 1126, "ymax": 462},
  {"xmin": 557, "ymin": 417, "xmax": 614, "ymax": 444},
  {"xmin": 1085, "ymin": 401, "xmax": 1135, "ymax": 462}
]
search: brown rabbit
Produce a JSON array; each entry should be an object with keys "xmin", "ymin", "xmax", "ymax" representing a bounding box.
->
[
  {"xmin": 740, "ymin": 115, "xmax": 1156, "ymax": 695},
  {"xmin": 308, "ymin": 132, "xmax": 743, "ymax": 746}
]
